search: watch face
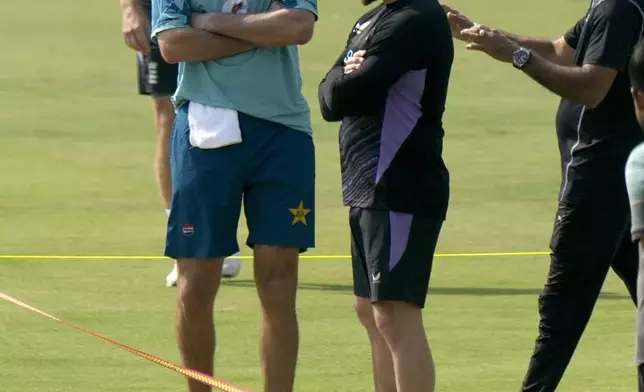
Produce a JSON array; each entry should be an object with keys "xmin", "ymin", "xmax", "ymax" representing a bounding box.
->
[{"xmin": 514, "ymin": 49, "xmax": 529, "ymax": 66}]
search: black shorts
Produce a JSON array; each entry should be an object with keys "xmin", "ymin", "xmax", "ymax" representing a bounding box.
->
[
  {"xmin": 639, "ymin": 364, "xmax": 644, "ymax": 392},
  {"xmin": 350, "ymin": 207, "xmax": 443, "ymax": 308},
  {"xmin": 137, "ymin": 48, "xmax": 178, "ymax": 96}
]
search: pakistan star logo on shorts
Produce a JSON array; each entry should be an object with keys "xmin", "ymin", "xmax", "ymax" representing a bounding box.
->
[{"xmin": 289, "ymin": 201, "xmax": 311, "ymax": 226}]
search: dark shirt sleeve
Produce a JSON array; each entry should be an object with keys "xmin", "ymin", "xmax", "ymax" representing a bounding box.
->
[
  {"xmin": 318, "ymin": 51, "xmax": 348, "ymax": 122},
  {"xmin": 563, "ymin": 16, "xmax": 586, "ymax": 49},
  {"xmin": 318, "ymin": 12, "xmax": 426, "ymax": 119},
  {"xmin": 583, "ymin": 1, "xmax": 643, "ymax": 71}
]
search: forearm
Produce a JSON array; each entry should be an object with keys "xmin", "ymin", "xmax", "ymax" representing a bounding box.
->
[
  {"xmin": 319, "ymin": 68, "xmax": 345, "ymax": 121},
  {"xmin": 320, "ymin": 67, "xmax": 387, "ymax": 118},
  {"xmin": 197, "ymin": 9, "xmax": 314, "ymax": 47},
  {"xmin": 318, "ymin": 91, "xmax": 342, "ymax": 122},
  {"xmin": 120, "ymin": 0, "xmax": 142, "ymax": 11},
  {"xmin": 158, "ymin": 28, "xmax": 255, "ymax": 63},
  {"xmin": 522, "ymin": 54, "xmax": 596, "ymax": 107},
  {"xmin": 500, "ymin": 31, "xmax": 560, "ymax": 62}
]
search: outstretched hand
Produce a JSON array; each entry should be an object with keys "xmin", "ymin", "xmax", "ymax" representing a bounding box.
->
[
  {"xmin": 441, "ymin": 4, "xmax": 475, "ymax": 41},
  {"xmin": 460, "ymin": 24, "xmax": 519, "ymax": 63}
]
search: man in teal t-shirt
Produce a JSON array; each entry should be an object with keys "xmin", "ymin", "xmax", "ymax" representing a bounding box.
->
[{"xmin": 151, "ymin": 1, "xmax": 316, "ymax": 391}]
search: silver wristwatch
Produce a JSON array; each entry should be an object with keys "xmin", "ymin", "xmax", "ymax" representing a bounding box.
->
[{"xmin": 512, "ymin": 47, "xmax": 531, "ymax": 69}]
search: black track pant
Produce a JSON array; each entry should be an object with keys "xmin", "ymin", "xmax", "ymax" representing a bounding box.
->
[{"xmin": 520, "ymin": 202, "xmax": 638, "ymax": 392}]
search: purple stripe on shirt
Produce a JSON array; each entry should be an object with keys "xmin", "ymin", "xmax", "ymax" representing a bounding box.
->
[
  {"xmin": 376, "ymin": 69, "xmax": 427, "ymax": 183},
  {"xmin": 389, "ymin": 211, "xmax": 413, "ymax": 271}
]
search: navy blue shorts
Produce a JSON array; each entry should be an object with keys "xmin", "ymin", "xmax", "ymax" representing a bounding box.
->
[{"xmin": 166, "ymin": 103, "xmax": 315, "ymax": 259}]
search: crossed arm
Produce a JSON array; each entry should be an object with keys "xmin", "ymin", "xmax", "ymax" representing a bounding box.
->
[
  {"xmin": 192, "ymin": 8, "xmax": 315, "ymax": 47},
  {"xmin": 154, "ymin": 1, "xmax": 315, "ymax": 64},
  {"xmin": 157, "ymin": 28, "xmax": 256, "ymax": 64}
]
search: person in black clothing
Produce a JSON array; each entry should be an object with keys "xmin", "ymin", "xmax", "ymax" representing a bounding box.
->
[
  {"xmin": 318, "ymin": 0, "xmax": 453, "ymax": 391},
  {"xmin": 444, "ymin": 1, "xmax": 644, "ymax": 391}
]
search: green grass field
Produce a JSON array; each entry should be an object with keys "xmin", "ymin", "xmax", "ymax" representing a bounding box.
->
[{"xmin": 0, "ymin": 0, "xmax": 638, "ymax": 391}]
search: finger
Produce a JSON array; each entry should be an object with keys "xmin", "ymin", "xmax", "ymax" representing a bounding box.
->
[
  {"xmin": 447, "ymin": 12, "xmax": 465, "ymax": 26},
  {"xmin": 346, "ymin": 56, "xmax": 365, "ymax": 66},
  {"xmin": 441, "ymin": 4, "xmax": 453, "ymax": 12},
  {"xmin": 353, "ymin": 50, "xmax": 367, "ymax": 57},
  {"xmin": 441, "ymin": 5, "xmax": 458, "ymax": 14},
  {"xmin": 460, "ymin": 29, "xmax": 480, "ymax": 39},
  {"xmin": 465, "ymin": 43, "xmax": 485, "ymax": 51},
  {"xmin": 344, "ymin": 64, "xmax": 362, "ymax": 74},
  {"xmin": 478, "ymin": 28, "xmax": 494, "ymax": 37},
  {"xmin": 460, "ymin": 26, "xmax": 480, "ymax": 35},
  {"xmin": 462, "ymin": 26, "xmax": 489, "ymax": 39},
  {"xmin": 344, "ymin": 64, "xmax": 361, "ymax": 72},
  {"xmin": 447, "ymin": 11, "xmax": 463, "ymax": 21},
  {"xmin": 124, "ymin": 34, "xmax": 139, "ymax": 51},
  {"xmin": 135, "ymin": 30, "xmax": 151, "ymax": 54},
  {"xmin": 129, "ymin": 32, "xmax": 147, "ymax": 53}
]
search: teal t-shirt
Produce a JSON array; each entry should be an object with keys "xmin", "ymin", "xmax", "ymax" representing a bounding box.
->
[{"xmin": 151, "ymin": 0, "xmax": 316, "ymax": 134}]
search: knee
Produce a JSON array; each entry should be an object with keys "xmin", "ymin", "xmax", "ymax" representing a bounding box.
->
[
  {"xmin": 177, "ymin": 263, "xmax": 217, "ymax": 314},
  {"xmin": 255, "ymin": 248, "xmax": 298, "ymax": 320},
  {"xmin": 354, "ymin": 297, "xmax": 376, "ymax": 331},
  {"xmin": 373, "ymin": 303, "xmax": 398, "ymax": 339},
  {"xmin": 373, "ymin": 302, "xmax": 421, "ymax": 343}
]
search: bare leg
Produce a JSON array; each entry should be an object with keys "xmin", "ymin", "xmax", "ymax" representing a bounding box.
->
[
  {"xmin": 355, "ymin": 297, "xmax": 396, "ymax": 392},
  {"xmin": 374, "ymin": 301, "xmax": 435, "ymax": 392},
  {"xmin": 151, "ymin": 96, "xmax": 174, "ymax": 209},
  {"xmin": 152, "ymin": 96, "xmax": 181, "ymax": 286},
  {"xmin": 176, "ymin": 258, "xmax": 223, "ymax": 392},
  {"xmin": 253, "ymin": 245, "xmax": 299, "ymax": 392}
]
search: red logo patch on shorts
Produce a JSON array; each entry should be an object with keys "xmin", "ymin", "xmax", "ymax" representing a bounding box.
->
[
  {"xmin": 232, "ymin": 1, "xmax": 244, "ymax": 13},
  {"xmin": 182, "ymin": 224, "xmax": 195, "ymax": 236}
]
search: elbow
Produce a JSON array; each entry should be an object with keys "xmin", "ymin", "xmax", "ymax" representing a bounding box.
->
[
  {"xmin": 583, "ymin": 90, "xmax": 608, "ymax": 109},
  {"xmin": 284, "ymin": 11, "xmax": 315, "ymax": 45},
  {"xmin": 318, "ymin": 91, "xmax": 342, "ymax": 122},
  {"xmin": 157, "ymin": 30, "xmax": 188, "ymax": 64},
  {"xmin": 158, "ymin": 42, "xmax": 181, "ymax": 64},
  {"xmin": 320, "ymin": 107, "xmax": 342, "ymax": 122},
  {"xmin": 293, "ymin": 22, "xmax": 314, "ymax": 45}
]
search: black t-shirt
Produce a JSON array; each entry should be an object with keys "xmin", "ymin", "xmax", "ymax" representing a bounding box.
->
[
  {"xmin": 557, "ymin": 0, "xmax": 644, "ymax": 206},
  {"xmin": 318, "ymin": 0, "xmax": 454, "ymax": 218}
]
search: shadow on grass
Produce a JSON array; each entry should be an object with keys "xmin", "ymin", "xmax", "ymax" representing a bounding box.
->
[{"xmin": 222, "ymin": 280, "xmax": 630, "ymax": 300}]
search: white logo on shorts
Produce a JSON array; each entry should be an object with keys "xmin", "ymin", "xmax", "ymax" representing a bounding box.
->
[{"xmin": 372, "ymin": 272, "xmax": 380, "ymax": 284}]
